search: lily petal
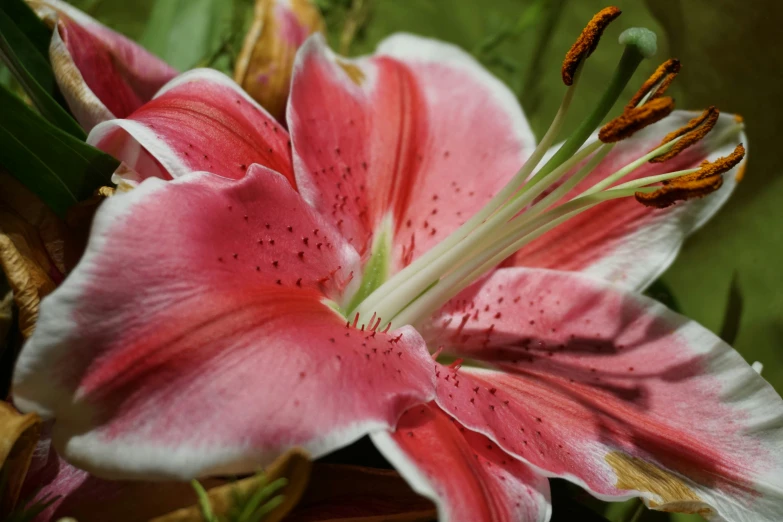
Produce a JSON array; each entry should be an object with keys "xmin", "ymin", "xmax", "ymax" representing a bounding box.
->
[
  {"xmin": 31, "ymin": 0, "xmax": 178, "ymax": 131},
  {"xmin": 371, "ymin": 403, "xmax": 551, "ymax": 522},
  {"xmin": 88, "ymin": 69, "xmax": 295, "ymax": 184},
  {"xmin": 12, "ymin": 166, "xmax": 435, "ymax": 479},
  {"xmin": 504, "ymin": 111, "xmax": 745, "ymax": 291},
  {"xmin": 426, "ymin": 267, "xmax": 783, "ymax": 521},
  {"xmin": 288, "ymin": 33, "xmax": 536, "ymax": 265}
]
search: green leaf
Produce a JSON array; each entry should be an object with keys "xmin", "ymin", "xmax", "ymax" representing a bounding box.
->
[
  {"xmin": 718, "ymin": 273, "xmax": 743, "ymax": 345},
  {"xmin": 0, "ymin": 61, "xmax": 13, "ymax": 88},
  {"xmin": 669, "ymin": 514, "xmax": 705, "ymax": 522},
  {"xmin": 0, "ymin": 85, "xmax": 118, "ymax": 217},
  {"xmin": 0, "ymin": 0, "xmax": 84, "ymax": 138},
  {"xmin": 236, "ymin": 477, "xmax": 287, "ymax": 522},
  {"xmin": 191, "ymin": 479, "xmax": 219, "ymax": 522},
  {"xmin": 644, "ymin": 279, "xmax": 681, "ymax": 313},
  {"xmin": 1, "ymin": 0, "xmax": 51, "ymax": 58},
  {"xmin": 140, "ymin": 0, "xmax": 235, "ymax": 71}
]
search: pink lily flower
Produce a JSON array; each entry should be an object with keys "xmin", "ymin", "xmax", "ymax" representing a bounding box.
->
[
  {"xmin": 12, "ymin": 7, "xmax": 783, "ymax": 522},
  {"xmin": 29, "ymin": 0, "xmax": 178, "ymax": 131},
  {"xmin": 29, "ymin": 0, "xmax": 324, "ymax": 132}
]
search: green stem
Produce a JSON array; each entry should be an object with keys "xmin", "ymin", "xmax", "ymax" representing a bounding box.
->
[{"xmin": 627, "ymin": 500, "xmax": 646, "ymax": 522}]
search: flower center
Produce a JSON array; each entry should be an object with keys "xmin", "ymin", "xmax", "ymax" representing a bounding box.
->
[{"xmin": 348, "ymin": 9, "xmax": 744, "ymax": 332}]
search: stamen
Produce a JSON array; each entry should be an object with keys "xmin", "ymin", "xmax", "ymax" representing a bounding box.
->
[
  {"xmin": 664, "ymin": 143, "xmax": 745, "ymax": 184},
  {"xmin": 650, "ymin": 106, "xmax": 719, "ymax": 163},
  {"xmin": 599, "ymin": 96, "xmax": 675, "ymax": 143},
  {"xmin": 636, "ymin": 144, "xmax": 745, "ymax": 208},
  {"xmin": 635, "ymin": 176, "xmax": 723, "ymax": 208},
  {"xmin": 562, "ymin": 6, "xmax": 622, "ymax": 85},
  {"xmin": 626, "ymin": 58, "xmax": 681, "ymax": 110}
]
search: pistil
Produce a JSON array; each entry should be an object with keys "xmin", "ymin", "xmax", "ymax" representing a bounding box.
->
[
  {"xmin": 350, "ymin": 7, "xmax": 745, "ymax": 334},
  {"xmin": 354, "ymin": 7, "xmax": 633, "ymax": 317}
]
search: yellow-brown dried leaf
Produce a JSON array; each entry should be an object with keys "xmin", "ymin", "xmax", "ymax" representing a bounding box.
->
[
  {"xmin": 234, "ymin": 0, "xmax": 324, "ymax": 121},
  {"xmin": 0, "ymin": 402, "xmax": 41, "ymax": 516}
]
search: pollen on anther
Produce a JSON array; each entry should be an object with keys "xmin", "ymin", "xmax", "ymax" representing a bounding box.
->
[
  {"xmin": 650, "ymin": 106, "xmax": 720, "ymax": 163},
  {"xmin": 625, "ymin": 58, "xmax": 681, "ymax": 110},
  {"xmin": 599, "ymin": 97, "xmax": 675, "ymax": 143},
  {"xmin": 636, "ymin": 174, "xmax": 724, "ymax": 208},
  {"xmin": 638, "ymin": 143, "xmax": 745, "ymax": 208},
  {"xmin": 688, "ymin": 143, "xmax": 746, "ymax": 180},
  {"xmin": 562, "ymin": 7, "xmax": 622, "ymax": 86}
]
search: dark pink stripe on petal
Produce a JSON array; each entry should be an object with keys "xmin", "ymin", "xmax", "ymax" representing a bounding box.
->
[
  {"xmin": 373, "ymin": 403, "xmax": 551, "ymax": 522},
  {"xmin": 13, "ymin": 167, "xmax": 436, "ymax": 479},
  {"xmin": 39, "ymin": 0, "xmax": 177, "ymax": 130},
  {"xmin": 89, "ymin": 70, "xmax": 295, "ymax": 183},
  {"xmin": 289, "ymin": 34, "xmax": 535, "ymax": 266},
  {"xmin": 505, "ymin": 111, "xmax": 744, "ymax": 290},
  {"xmin": 424, "ymin": 267, "xmax": 783, "ymax": 520},
  {"xmin": 57, "ymin": 17, "xmax": 147, "ymax": 119}
]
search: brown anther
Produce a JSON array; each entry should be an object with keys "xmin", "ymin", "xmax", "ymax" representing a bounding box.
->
[
  {"xmin": 625, "ymin": 58, "xmax": 681, "ymax": 110},
  {"xmin": 599, "ymin": 96, "xmax": 675, "ymax": 143},
  {"xmin": 636, "ymin": 175, "xmax": 723, "ymax": 208},
  {"xmin": 636, "ymin": 143, "xmax": 745, "ymax": 208},
  {"xmin": 650, "ymin": 106, "xmax": 719, "ymax": 163},
  {"xmin": 562, "ymin": 7, "xmax": 622, "ymax": 86},
  {"xmin": 667, "ymin": 143, "xmax": 745, "ymax": 184}
]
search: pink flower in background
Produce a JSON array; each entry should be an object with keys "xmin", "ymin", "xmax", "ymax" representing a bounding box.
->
[
  {"xmin": 30, "ymin": 0, "xmax": 178, "ymax": 131},
  {"xmin": 11, "ymin": 5, "xmax": 783, "ymax": 522}
]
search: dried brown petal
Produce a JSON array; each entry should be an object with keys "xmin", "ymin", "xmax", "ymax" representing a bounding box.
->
[
  {"xmin": 0, "ymin": 173, "xmax": 67, "ymax": 275},
  {"xmin": 234, "ymin": 0, "xmax": 325, "ymax": 121},
  {"xmin": 0, "ymin": 402, "xmax": 41, "ymax": 517},
  {"xmin": 0, "ymin": 231, "xmax": 56, "ymax": 339}
]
